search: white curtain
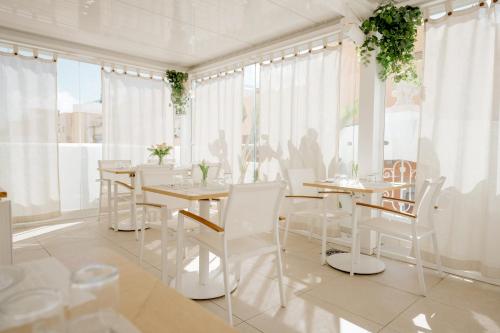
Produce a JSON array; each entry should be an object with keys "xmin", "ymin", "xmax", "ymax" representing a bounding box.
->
[
  {"xmin": 418, "ymin": 4, "xmax": 500, "ymax": 278},
  {"xmin": 258, "ymin": 48, "xmax": 341, "ymax": 181},
  {"xmin": 102, "ymin": 72, "xmax": 173, "ymax": 165},
  {"xmin": 192, "ymin": 73, "xmax": 243, "ymax": 181},
  {"xmin": 0, "ymin": 55, "xmax": 60, "ymax": 221}
]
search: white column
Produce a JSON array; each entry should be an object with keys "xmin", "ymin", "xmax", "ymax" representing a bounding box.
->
[{"xmin": 357, "ymin": 54, "xmax": 386, "ymax": 254}]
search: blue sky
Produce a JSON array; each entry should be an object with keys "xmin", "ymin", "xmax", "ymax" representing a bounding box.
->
[{"xmin": 57, "ymin": 58, "xmax": 101, "ymax": 113}]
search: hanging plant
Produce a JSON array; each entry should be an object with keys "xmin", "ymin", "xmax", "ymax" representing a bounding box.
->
[
  {"xmin": 359, "ymin": 1, "xmax": 422, "ymax": 82},
  {"xmin": 166, "ymin": 70, "xmax": 189, "ymax": 115}
]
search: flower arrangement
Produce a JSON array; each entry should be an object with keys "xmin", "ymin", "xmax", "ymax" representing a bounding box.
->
[
  {"xmin": 199, "ymin": 160, "xmax": 210, "ymax": 185},
  {"xmin": 148, "ymin": 143, "xmax": 172, "ymax": 165}
]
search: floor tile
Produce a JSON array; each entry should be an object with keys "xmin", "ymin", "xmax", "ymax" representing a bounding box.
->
[
  {"xmin": 386, "ymin": 297, "xmax": 500, "ymax": 333},
  {"xmin": 195, "ymin": 300, "xmax": 243, "ymax": 326},
  {"xmin": 428, "ymin": 275, "xmax": 500, "ymax": 324},
  {"xmin": 212, "ymin": 273, "xmax": 304, "ymax": 321},
  {"xmin": 248, "ymin": 293, "xmax": 382, "ymax": 333},
  {"xmin": 235, "ymin": 322, "xmax": 263, "ymax": 333},
  {"xmin": 359, "ymin": 258, "xmax": 445, "ymax": 295},
  {"xmin": 305, "ymin": 275, "xmax": 418, "ymax": 326}
]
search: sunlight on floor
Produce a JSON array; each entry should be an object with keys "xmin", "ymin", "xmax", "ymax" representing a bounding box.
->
[
  {"xmin": 412, "ymin": 313, "xmax": 432, "ymax": 330},
  {"xmin": 184, "ymin": 252, "xmax": 220, "ymax": 273},
  {"xmin": 13, "ymin": 221, "xmax": 83, "ymax": 242}
]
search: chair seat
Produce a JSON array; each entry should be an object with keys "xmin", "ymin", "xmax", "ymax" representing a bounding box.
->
[
  {"xmin": 292, "ymin": 208, "xmax": 351, "ymax": 219},
  {"xmin": 191, "ymin": 232, "xmax": 277, "ymax": 260},
  {"xmin": 146, "ymin": 218, "xmax": 199, "ymax": 231},
  {"xmin": 359, "ymin": 217, "xmax": 434, "ymax": 240}
]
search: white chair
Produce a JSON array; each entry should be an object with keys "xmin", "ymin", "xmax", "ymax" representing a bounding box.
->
[
  {"xmin": 283, "ymin": 168, "xmax": 351, "ymax": 264},
  {"xmin": 176, "ymin": 182, "xmax": 286, "ymax": 326},
  {"xmin": 352, "ymin": 177, "xmax": 445, "ymax": 295},
  {"xmin": 97, "ymin": 160, "xmax": 131, "ymax": 228},
  {"xmin": 137, "ymin": 167, "xmax": 195, "ymax": 269}
]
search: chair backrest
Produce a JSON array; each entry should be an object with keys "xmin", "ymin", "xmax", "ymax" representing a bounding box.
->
[
  {"xmin": 191, "ymin": 162, "xmax": 221, "ymax": 183},
  {"xmin": 98, "ymin": 160, "xmax": 131, "ymax": 182},
  {"xmin": 414, "ymin": 177, "xmax": 445, "ymax": 225},
  {"xmin": 222, "ymin": 182, "xmax": 285, "ymax": 240},
  {"xmin": 140, "ymin": 167, "xmax": 190, "ymax": 210},
  {"xmin": 286, "ymin": 168, "xmax": 318, "ymax": 196}
]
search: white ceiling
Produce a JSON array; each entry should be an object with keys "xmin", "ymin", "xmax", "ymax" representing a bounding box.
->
[{"xmin": 0, "ymin": 0, "xmax": 375, "ymax": 69}]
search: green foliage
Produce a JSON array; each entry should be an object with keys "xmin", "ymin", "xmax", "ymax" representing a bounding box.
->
[
  {"xmin": 199, "ymin": 160, "xmax": 210, "ymax": 182},
  {"xmin": 359, "ymin": 1, "xmax": 422, "ymax": 82},
  {"xmin": 166, "ymin": 70, "xmax": 189, "ymax": 115}
]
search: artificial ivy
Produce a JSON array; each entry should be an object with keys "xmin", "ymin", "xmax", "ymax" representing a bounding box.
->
[
  {"xmin": 166, "ymin": 70, "xmax": 189, "ymax": 115},
  {"xmin": 359, "ymin": 1, "xmax": 422, "ymax": 82}
]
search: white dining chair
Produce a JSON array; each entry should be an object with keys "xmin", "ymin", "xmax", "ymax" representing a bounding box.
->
[
  {"xmin": 175, "ymin": 182, "xmax": 286, "ymax": 326},
  {"xmin": 137, "ymin": 167, "xmax": 195, "ymax": 269},
  {"xmin": 283, "ymin": 168, "xmax": 351, "ymax": 264},
  {"xmin": 352, "ymin": 177, "xmax": 445, "ymax": 295},
  {"xmin": 97, "ymin": 160, "xmax": 131, "ymax": 227}
]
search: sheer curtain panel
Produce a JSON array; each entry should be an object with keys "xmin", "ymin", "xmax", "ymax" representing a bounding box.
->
[
  {"xmin": 192, "ymin": 72, "xmax": 243, "ymax": 181},
  {"xmin": 0, "ymin": 55, "xmax": 60, "ymax": 221},
  {"xmin": 102, "ymin": 72, "xmax": 173, "ymax": 165},
  {"xmin": 418, "ymin": 3, "xmax": 500, "ymax": 278},
  {"xmin": 258, "ymin": 48, "xmax": 341, "ymax": 181}
]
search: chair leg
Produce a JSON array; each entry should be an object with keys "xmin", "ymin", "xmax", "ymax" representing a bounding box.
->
[
  {"xmin": 98, "ymin": 181, "xmax": 103, "ymax": 223},
  {"xmin": 350, "ymin": 207, "xmax": 358, "ymax": 276},
  {"xmin": 413, "ymin": 236, "xmax": 427, "ymax": 296},
  {"xmin": 308, "ymin": 218, "xmax": 314, "ymax": 241},
  {"xmin": 275, "ymin": 246, "xmax": 287, "ymax": 307},
  {"xmin": 282, "ymin": 212, "xmax": 292, "ymax": 251},
  {"xmin": 431, "ymin": 232, "xmax": 444, "ymax": 277},
  {"xmin": 160, "ymin": 207, "xmax": 169, "ymax": 285},
  {"xmin": 175, "ymin": 214, "xmax": 185, "ymax": 291},
  {"xmin": 321, "ymin": 214, "xmax": 328, "ymax": 265},
  {"xmin": 376, "ymin": 232, "xmax": 382, "ymax": 260},
  {"xmin": 139, "ymin": 207, "xmax": 146, "ymax": 265},
  {"xmin": 113, "ymin": 182, "xmax": 118, "ymax": 231},
  {"xmin": 221, "ymin": 248, "xmax": 233, "ymax": 326}
]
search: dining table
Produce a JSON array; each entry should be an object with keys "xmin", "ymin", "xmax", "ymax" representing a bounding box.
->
[
  {"xmin": 141, "ymin": 184, "xmax": 238, "ymax": 300},
  {"xmin": 303, "ymin": 179, "xmax": 412, "ymax": 275},
  {"xmin": 0, "ymin": 256, "xmax": 236, "ymax": 333}
]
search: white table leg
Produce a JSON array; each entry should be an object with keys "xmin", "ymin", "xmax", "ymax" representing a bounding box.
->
[
  {"xmin": 107, "ymin": 180, "xmax": 112, "ymax": 229},
  {"xmin": 198, "ymin": 200, "xmax": 210, "ymax": 285},
  {"xmin": 326, "ymin": 193, "xmax": 385, "ymax": 274},
  {"xmin": 130, "ymin": 174, "xmax": 138, "ymax": 240}
]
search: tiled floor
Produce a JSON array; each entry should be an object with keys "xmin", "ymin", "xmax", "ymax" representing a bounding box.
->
[{"xmin": 12, "ymin": 217, "xmax": 500, "ymax": 333}]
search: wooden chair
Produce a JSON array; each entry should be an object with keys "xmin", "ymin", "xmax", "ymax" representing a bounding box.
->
[
  {"xmin": 283, "ymin": 168, "xmax": 351, "ymax": 264},
  {"xmin": 175, "ymin": 182, "xmax": 286, "ymax": 326},
  {"xmin": 352, "ymin": 177, "xmax": 445, "ymax": 295}
]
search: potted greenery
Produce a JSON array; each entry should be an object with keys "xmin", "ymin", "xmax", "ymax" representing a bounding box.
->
[
  {"xmin": 359, "ymin": 1, "xmax": 422, "ymax": 82},
  {"xmin": 148, "ymin": 143, "xmax": 173, "ymax": 165},
  {"xmin": 166, "ymin": 70, "xmax": 189, "ymax": 115}
]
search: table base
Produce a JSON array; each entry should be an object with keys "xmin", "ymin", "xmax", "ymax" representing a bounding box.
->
[
  {"xmin": 171, "ymin": 270, "xmax": 238, "ymax": 300},
  {"xmin": 327, "ymin": 253, "xmax": 385, "ymax": 275}
]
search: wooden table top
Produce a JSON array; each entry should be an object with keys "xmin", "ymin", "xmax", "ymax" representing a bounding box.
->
[
  {"xmin": 142, "ymin": 185, "xmax": 229, "ymax": 201},
  {"xmin": 0, "ymin": 186, "xmax": 6, "ymax": 198},
  {"xmin": 10, "ymin": 252, "xmax": 236, "ymax": 333},
  {"xmin": 303, "ymin": 180, "xmax": 412, "ymax": 194}
]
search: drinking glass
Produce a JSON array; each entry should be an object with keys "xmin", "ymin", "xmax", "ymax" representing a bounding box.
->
[
  {"xmin": 69, "ymin": 264, "xmax": 119, "ymax": 333},
  {"xmin": 0, "ymin": 288, "xmax": 65, "ymax": 333}
]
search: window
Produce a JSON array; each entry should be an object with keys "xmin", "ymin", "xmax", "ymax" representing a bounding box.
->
[
  {"xmin": 383, "ymin": 27, "xmax": 424, "ymax": 208},
  {"xmin": 57, "ymin": 58, "xmax": 102, "ymax": 211}
]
